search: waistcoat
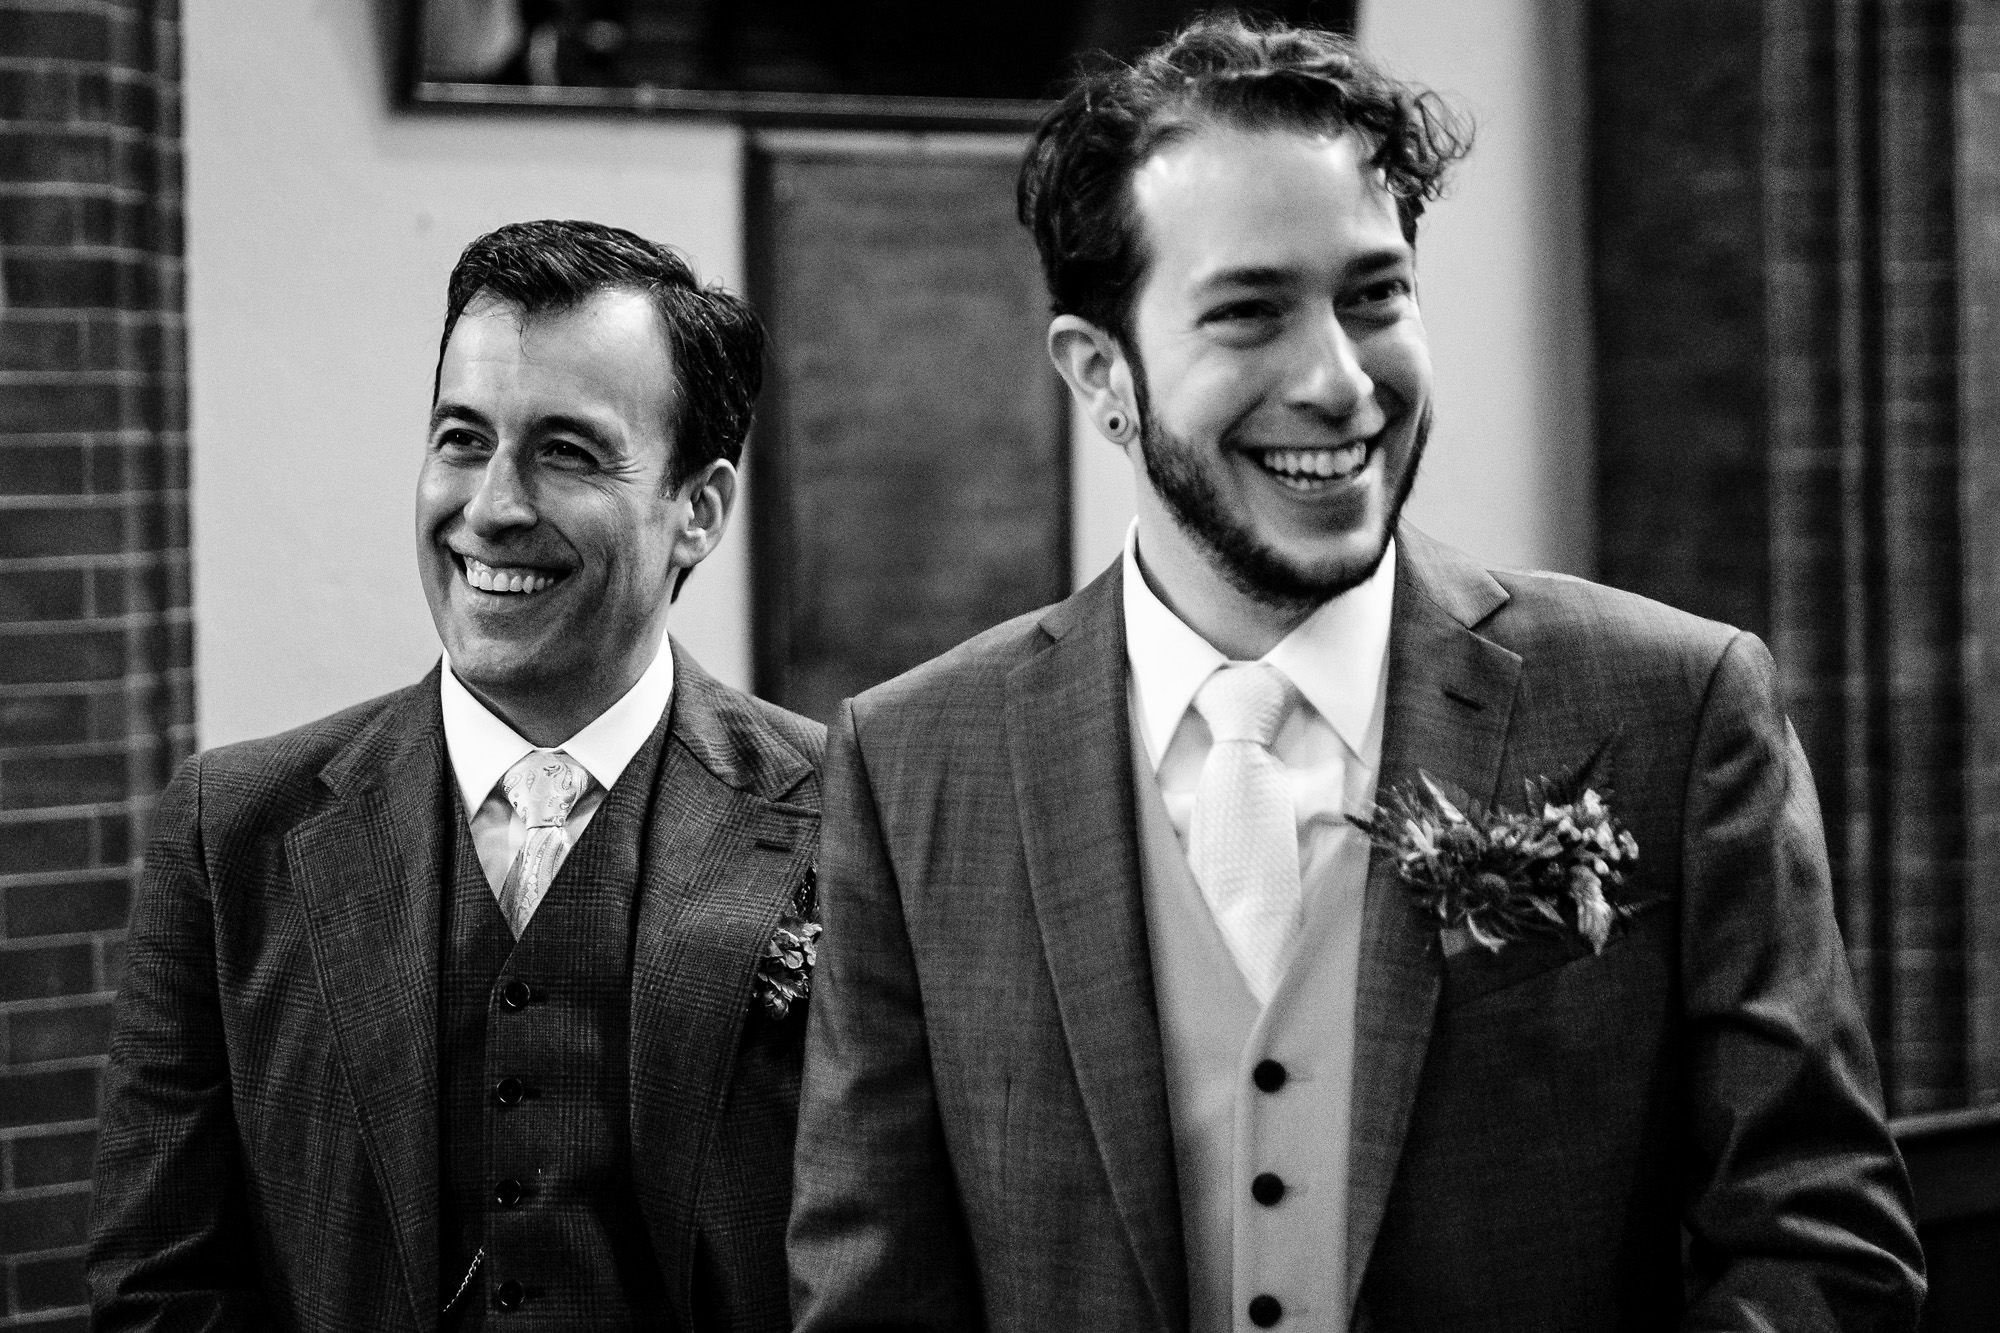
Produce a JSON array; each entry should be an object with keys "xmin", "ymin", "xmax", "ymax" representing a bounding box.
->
[
  {"xmin": 1132, "ymin": 708, "xmax": 1371, "ymax": 1333},
  {"xmin": 439, "ymin": 719, "xmax": 673, "ymax": 1328}
]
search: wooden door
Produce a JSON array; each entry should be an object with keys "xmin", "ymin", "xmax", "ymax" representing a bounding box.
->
[{"xmin": 746, "ymin": 134, "xmax": 1068, "ymax": 721}]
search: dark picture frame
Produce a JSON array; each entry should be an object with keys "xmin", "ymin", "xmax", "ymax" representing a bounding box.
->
[{"xmin": 401, "ymin": 0, "xmax": 1356, "ymax": 129}]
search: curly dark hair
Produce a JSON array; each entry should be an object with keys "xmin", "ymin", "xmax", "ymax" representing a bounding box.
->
[
  {"xmin": 433, "ymin": 219, "xmax": 765, "ymax": 491},
  {"xmin": 1017, "ymin": 13, "xmax": 1473, "ymax": 346}
]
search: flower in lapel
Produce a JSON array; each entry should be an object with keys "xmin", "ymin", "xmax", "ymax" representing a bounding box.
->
[
  {"xmin": 1349, "ymin": 735, "xmax": 1643, "ymax": 955},
  {"xmin": 754, "ymin": 867, "xmax": 820, "ymax": 1021}
]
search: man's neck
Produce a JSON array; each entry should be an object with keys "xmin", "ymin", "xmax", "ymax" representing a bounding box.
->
[
  {"xmin": 453, "ymin": 677, "xmax": 604, "ymax": 749},
  {"xmin": 1130, "ymin": 506, "xmax": 1316, "ymax": 661},
  {"xmin": 449, "ymin": 628, "xmax": 670, "ymax": 748}
]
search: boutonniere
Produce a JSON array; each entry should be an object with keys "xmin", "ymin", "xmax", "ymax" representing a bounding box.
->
[
  {"xmin": 754, "ymin": 867, "xmax": 820, "ymax": 1021},
  {"xmin": 1349, "ymin": 735, "xmax": 1644, "ymax": 955}
]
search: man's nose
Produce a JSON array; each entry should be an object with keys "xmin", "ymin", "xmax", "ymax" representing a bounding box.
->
[
  {"xmin": 1292, "ymin": 313, "xmax": 1382, "ymax": 428},
  {"xmin": 464, "ymin": 452, "xmax": 537, "ymax": 534}
]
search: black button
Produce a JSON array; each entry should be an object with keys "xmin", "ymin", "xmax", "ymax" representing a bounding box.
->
[
  {"xmin": 1253, "ymin": 1059, "xmax": 1288, "ymax": 1093},
  {"xmin": 500, "ymin": 979, "xmax": 532, "ymax": 1010},
  {"xmin": 1251, "ymin": 1172, "xmax": 1286, "ymax": 1206},
  {"xmin": 494, "ymin": 1279, "xmax": 525, "ymax": 1310},
  {"xmin": 1248, "ymin": 1294, "xmax": 1283, "ymax": 1327},
  {"xmin": 493, "ymin": 1178, "xmax": 524, "ymax": 1207},
  {"xmin": 494, "ymin": 1077, "xmax": 525, "ymax": 1107}
]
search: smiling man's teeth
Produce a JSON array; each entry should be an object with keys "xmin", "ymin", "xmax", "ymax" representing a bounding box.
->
[
  {"xmin": 1258, "ymin": 444, "xmax": 1370, "ymax": 487},
  {"xmin": 464, "ymin": 557, "xmax": 557, "ymax": 594}
]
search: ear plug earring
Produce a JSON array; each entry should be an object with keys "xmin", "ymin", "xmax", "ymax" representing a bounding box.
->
[{"xmin": 1103, "ymin": 410, "xmax": 1131, "ymax": 441}]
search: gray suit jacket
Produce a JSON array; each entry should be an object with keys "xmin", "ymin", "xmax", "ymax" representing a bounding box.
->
[
  {"xmin": 90, "ymin": 644, "xmax": 824, "ymax": 1332},
  {"xmin": 789, "ymin": 527, "xmax": 1923, "ymax": 1332}
]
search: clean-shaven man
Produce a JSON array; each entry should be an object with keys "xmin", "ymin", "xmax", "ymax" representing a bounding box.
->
[
  {"xmin": 789, "ymin": 17, "xmax": 1923, "ymax": 1333},
  {"xmin": 90, "ymin": 220, "xmax": 823, "ymax": 1331}
]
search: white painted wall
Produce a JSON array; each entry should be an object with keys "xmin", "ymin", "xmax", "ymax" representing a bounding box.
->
[
  {"xmin": 187, "ymin": 0, "xmax": 1587, "ymax": 744},
  {"xmin": 186, "ymin": 0, "xmax": 746, "ymax": 745},
  {"xmin": 1070, "ymin": 0, "xmax": 1596, "ymax": 584},
  {"xmin": 1363, "ymin": 0, "xmax": 1595, "ymax": 576}
]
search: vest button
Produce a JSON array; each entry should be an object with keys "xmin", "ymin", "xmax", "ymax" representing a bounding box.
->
[
  {"xmin": 1248, "ymin": 1294, "xmax": 1283, "ymax": 1327},
  {"xmin": 1252, "ymin": 1059, "xmax": 1287, "ymax": 1093},
  {"xmin": 494, "ymin": 1077, "xmax": 525, "ymax": 1107},
  {"xmin": 500, "ymin": 979, "xmax": 532, "ymax": 1010},
  {"xmin": 494, "ymin": 1279, "xmax": 525, "ymax": 1310},
  {"xmin": 1251, "ymin": 1171, "xmax": 1286, "ymax": 1206},
  {"xmin": 493, "ymin": 1178, "xmax": 524, "ymax": 1207}
]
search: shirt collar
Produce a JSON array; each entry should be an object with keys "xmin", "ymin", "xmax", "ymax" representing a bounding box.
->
[
  {"xmin": 439, "ymin": 630, "xmax": 676, "ymax": 818},
  {"xmin": 1121, "ymin": 519, "xmax": 1396, "ymax": 770}
]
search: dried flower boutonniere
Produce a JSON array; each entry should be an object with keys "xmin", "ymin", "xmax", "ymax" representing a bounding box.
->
[
  {"xmin": 1349, "ymin": 736, "xmax": 1644, "ymax": 954},
  {"xmin": 754, "ymin": 868, "xmax": 820, "ymax": 1020}
]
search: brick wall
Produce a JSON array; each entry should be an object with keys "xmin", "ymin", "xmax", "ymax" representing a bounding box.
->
[{"xmin": 0, "ymin": 2, "xmax": 191, "ymax": 1328}]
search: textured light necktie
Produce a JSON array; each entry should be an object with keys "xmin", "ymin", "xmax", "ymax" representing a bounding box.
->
[
  {"xmin": 1188, "ymin": 663, "xmax": 1302, "ymax": 1004},
  {"xmin": 496, "ymin": 749, "xmax": 587, "ymax": 938}
]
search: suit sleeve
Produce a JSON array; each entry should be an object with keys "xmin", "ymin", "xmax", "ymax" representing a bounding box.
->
[
  {"xmin": 87, "ymin": 755, "xmax": 272, "ymax": 1330},
  {"xmin": 1676, "ymin": 632, "xmax": 1925, "ymax": 1330},
  {"xmin": 788, "ymin": 701, "xmax": 985, "ymax": 1331}
]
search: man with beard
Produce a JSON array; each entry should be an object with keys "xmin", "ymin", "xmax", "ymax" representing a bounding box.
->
[{"xmin": 788, "ymin": 16, "xmax": 1923, "ymax": 1333}]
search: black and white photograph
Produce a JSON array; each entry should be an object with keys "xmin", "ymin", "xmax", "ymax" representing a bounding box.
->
[{"xmin": 1, "ymin": 1, "xmax": 1996, "ymax": 1330}]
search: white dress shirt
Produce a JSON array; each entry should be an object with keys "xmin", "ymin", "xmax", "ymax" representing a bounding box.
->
[
  {"xmin": 1123, "ymin": 521, "xmax": 1394, "ymax": 1333},
  {"xmin": 439, "ymin": 632, "xmax": 676, "ymax": 896},
  {"xmin": 1123, "ymin": 522, "xmax": 1395, "ymax": 909}
]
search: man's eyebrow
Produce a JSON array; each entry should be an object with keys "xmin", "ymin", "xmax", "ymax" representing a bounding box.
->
[
  {"xmin": 1196, "ymin": 249, "xmax": 1415, "ymax": 293},
  {"xmin": 428, "ymin": 399, "xmax": 489, "ymax": 434},
  {"xmin": 1195, "ymin": 265, "xmax": 1296, "ymax": 291},
  {"xmin": 426, "ymin": 404, "xmax": 624, "ymax": 454},
  {"xmin": 1347, "ymin": 247, "xmax": 1415, "ymax": 278},
  {"xmin": 537, "ymin": 412, "xmax": 624, "ymax": 455}
]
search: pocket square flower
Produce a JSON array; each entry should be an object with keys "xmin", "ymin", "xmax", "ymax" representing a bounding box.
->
[
  {"xmin": 1349, "ymin": 736, "xmax": 1643, "ymax": 955},
  {"xmin": 753, "ymin": 868, "xmax": 820, "ymax": 1021}
]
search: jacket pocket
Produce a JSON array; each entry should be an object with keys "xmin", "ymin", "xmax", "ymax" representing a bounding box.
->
[{"xmin": 1438, "ymin": 895, "xmax": 1665, "ymax": 1010}]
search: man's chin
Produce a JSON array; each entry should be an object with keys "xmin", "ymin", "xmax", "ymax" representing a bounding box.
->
[
  {"xmin": 1201, "ymin": 522, "xmax": 1395, "ymax": 611},
  {"xmin": 1139, "ymin": 404, "xmax": 1420, "ymax": 615},
  {"xmin": 440, "ymin": 636, "xmax": 561, "ymax": 697}
]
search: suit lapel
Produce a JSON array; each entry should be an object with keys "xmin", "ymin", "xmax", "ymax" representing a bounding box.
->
[
  {"xmin": 1344, "ymin": 529, "xmax": 1522, "ymax": 1314},
  {"xmin": 627, "ymin": 648, "xmax": 818, "ymax": 1315},
  {"xmin": 1007, "ymin": 566, "xmax": 1188, "ymax": 1333},
  {"xmin": 288, "ymin": 675, "xmax": 448, "ymax": 1332}
]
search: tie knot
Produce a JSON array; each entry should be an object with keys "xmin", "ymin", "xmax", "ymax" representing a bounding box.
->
[
  {"xmin": 1195, "ymin": 663, "xmax": 1292, "ymax": 748},
  {"xmin": 501, "ymin": 750, "xmax": 587, "ymax": 829}
]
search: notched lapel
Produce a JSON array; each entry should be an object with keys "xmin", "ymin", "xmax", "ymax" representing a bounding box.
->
[
  {"xmin": 627, "ymin": 696, "xmax": 820, "ymax": 1313},
  {"xmin": 1346, "ymin": 532, "xmax": 1521, "ymax": 1315},
  {"xmin": 288, "ymin": 687, "xmax": 447, "ymax": 1332},
  {"xmin": 1006, "ymin": 569, "xmax": 1188, "ymax": 1333}
]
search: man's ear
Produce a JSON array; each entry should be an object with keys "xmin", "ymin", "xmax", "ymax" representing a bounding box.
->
[
  {"xmin": 670, "ymin": 457, "xmax": 738, "ymax": 571},
  {"xmin": 1048, "ymin": 315, "xmax": 1138, "ymax": 444}
]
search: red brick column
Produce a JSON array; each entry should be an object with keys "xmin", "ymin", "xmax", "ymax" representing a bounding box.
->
[{"xmin": 0, "ymin": 2, "xmax": 190, "ymax": 1327}]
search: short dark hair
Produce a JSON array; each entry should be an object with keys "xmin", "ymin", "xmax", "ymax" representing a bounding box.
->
[
  {"xmin": 1017, "ymin": 13, "xmax": 1473, "ymax": 345},
  {"xmin": 435, "ymin": 219, "xmax": 765, "ymax": 488}
]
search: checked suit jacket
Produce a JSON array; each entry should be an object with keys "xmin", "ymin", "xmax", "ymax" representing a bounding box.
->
[
  {"xmin": 789, "ymin": 526, "xmax": 1925, "ymax": 1333},
  {"xmin": 89, "ymin": 642, "xmax": 824, "ymax": 1332}
]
